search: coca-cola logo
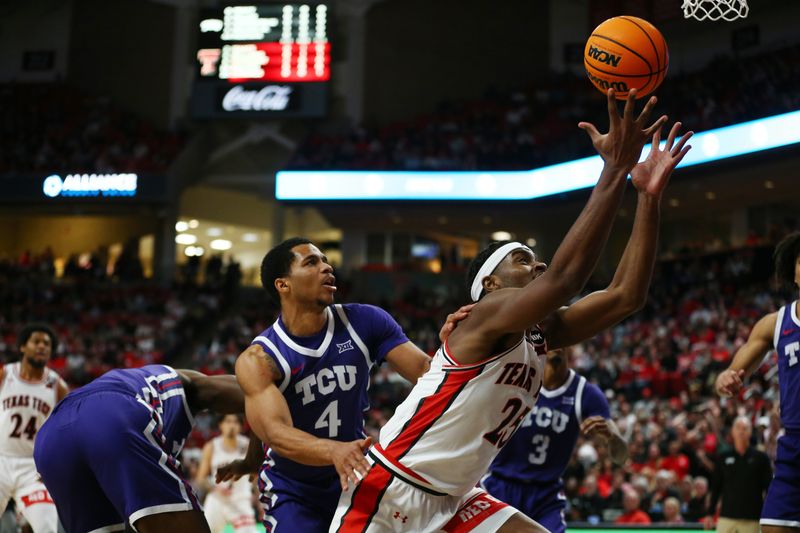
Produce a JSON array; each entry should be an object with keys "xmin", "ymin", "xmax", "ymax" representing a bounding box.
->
[{"xmin": 221, "ymin": 85, "xmax": 292, "ymax": 112}]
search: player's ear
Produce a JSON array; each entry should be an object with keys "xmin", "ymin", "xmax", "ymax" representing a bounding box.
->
[
  {"xmin": 482, "ymin": 274, "xmax": 501, "ymax": 294},
  {"xmin": 275, "ymin": 277, "xmax": 290, "ymax": 296}
]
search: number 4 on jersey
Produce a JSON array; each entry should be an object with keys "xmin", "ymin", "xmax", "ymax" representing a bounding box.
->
[{"xmin": 315, "ymin": 400, "xmax": 342, "ymax": 438}]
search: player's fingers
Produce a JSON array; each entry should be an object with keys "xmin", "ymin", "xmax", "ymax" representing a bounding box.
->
[
  {"xmin": 651, "ymin": 123, "xmax": 663, "ymax": 150},
  {"xmin": 622, "ymin": 89, "xmax": 638, "ymax": 121},
  {"xmin": 635, "ymin": 94, "xmax": 657, "ymax": 125},
  {"xmin": 606, "ymin": 89, "xmax": 620, "ymax": 125},
  {"xmin": 359, "ymin": 436, "xmax": 374, "ymax": 451},
  {"xmin": 736, "ymin": 369, "xmax": 746, "ymax": 379},
  {"xmin": 664, "ymin": 121, "xmax": 682, "ymax": 151},
  {"xmin": 670, "ymin": 130, "xmax": 693, "ymax": 156},
  {"xmin": 643, "ymin": 115, "xmax": 668, "ymax": 137},
  {"xmin": 340, "ymin": 472, "xmax": 350, "ymax": 491},
  {"xmin": 457, "ymin": 303, "xmax": 476, "ymax": 314},
  {"xmin": 578, "ymin": 122, "xmax": 601, "ymax": 143}
]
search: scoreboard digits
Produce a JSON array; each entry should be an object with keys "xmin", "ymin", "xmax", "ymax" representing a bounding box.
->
[{"xmin": 191, "ymin": 3, "xmax": 330, "ymax": 118}]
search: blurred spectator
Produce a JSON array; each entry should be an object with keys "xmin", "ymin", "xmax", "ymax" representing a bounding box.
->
[
  {"xmin": 616, "ymin": 488, "xmax": 652, "ymax": 525},
  {"xmin": 685, "ymin": 476, "xmax": 710, "ymax": 522},
  {"xmin": 663, "ymin": 497, "xmax": 684, "ymax": 524},
  {"xmin": 705, "ymin": 417, "xmax": 772, "ymax": 533}
]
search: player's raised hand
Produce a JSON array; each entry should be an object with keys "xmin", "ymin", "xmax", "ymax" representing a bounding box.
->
[
  {"xmin": 330, "ymin": 436, "xmax": 373, "ymax": 491},
  {"xmin": 579, "ymin": 88, "xmax": 668, "ymax": 173},
  {"xmin": 216, "ymin": 459, "xmax": 258, "ymax": 484},
  {"xmin": 580, "ymin": 416, "xmax": 613, "ymax": 442},
  {"xmin": 715, "ymin": 368, "xmax": 745, "ymax": 397},
  {"xmin": 439, "ymin": 303, "xmax": 476, "ymax": 343},
  {"xmin": 631, "ymin": 121, "xmax": 693, "ymax": 198}
]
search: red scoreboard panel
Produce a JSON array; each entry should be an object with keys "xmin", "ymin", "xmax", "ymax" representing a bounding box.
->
[{"xmin": 191, "ymin": 3, "xmax": 330, "ymax": 118}]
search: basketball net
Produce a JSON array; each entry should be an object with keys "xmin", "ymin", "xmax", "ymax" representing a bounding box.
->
[{"xmin": 682, "ymin": 0, "xmax": 749, "ymax": 21}]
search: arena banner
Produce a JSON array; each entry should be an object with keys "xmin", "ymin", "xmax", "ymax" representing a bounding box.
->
[
  {"xmin": 0, "ymin": 173, "xmax": 168, "ymax": 204},
  {"xmin": 276, "ymin": 109, "xmax": 800, "ymax": 201}
]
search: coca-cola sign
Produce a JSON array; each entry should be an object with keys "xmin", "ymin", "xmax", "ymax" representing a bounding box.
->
[{"xmin": 221, "ymin": 85, "xmax": 292, "ymax": 112}]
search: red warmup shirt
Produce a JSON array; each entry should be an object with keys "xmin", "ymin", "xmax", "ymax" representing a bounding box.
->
[{"xmin": 616, "ymin": 510, "xmax": 652, "ymax": 524}]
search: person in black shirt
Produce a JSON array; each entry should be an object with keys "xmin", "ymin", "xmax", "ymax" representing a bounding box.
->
[{"xmin": 705, "ymin": 416, "xmax": 772, "ymax": 533}]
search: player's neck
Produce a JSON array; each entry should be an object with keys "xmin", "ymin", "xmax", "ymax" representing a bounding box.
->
[
  {"xmin": 543, "ymin": 363, "xmax": 569, "ymax": 390},
  {"xmin": 280, "ymin": 303, "xmax": 328, "ymax": 337},
  {"xmin": 19, "ymin": 360, "xmax": 45, "ymax": 381}
]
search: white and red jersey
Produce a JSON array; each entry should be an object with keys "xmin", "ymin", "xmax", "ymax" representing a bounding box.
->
[
  {"xmin": 209, "ymin": 434, "xmax": 251, "ymax": 499},
  {"xmin": 374, "ymin": 329, "xmax": 547, "ymax": 496},
  {"xmin": 0, "ymin": 363, "xmax": 60, "ymax": 457}
]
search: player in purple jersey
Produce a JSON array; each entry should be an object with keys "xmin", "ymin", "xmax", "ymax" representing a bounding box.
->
[
  {"xmin": 33, "ymin": 365, "xmax": 244, "ymax": 533},
  {"xmin": 229, "ymin": 238, "xmax": 464, "ymax": 532},
  {"xmin": 715, "ymin": 232, "xmax": 800, "ymax": 532},
  {"xmin": 482, "ymin": 348, "xmax": 628, "ymax": 532}
]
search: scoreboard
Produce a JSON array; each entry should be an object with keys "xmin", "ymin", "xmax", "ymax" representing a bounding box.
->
[{"xmin": 191, "ymin": 3, "xmax": 330, "ymax": 119}]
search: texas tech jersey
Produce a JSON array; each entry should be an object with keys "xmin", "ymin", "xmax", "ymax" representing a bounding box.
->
[
  {"xmin": 487, "ymin": 369, "xmax": 610, "ymax": 486},
  {"xmin": 0, "ymin": 363, "xmax": 60, "ymax": 457},
  {"xmin": 210, "ymin": 435, "xmax": 252, "ymax": 499},
  {"xmin": 774, "ymin": 301, "xmax": 800, "ymax": 430},
  {"xmin": 373, "ymin": 329, "xmax": 547, "ymax": 496}
]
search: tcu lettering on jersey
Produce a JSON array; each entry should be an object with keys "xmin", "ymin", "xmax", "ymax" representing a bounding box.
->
[{"xmin": 294, "ymin": 365, "xmax": 358, "ymax": 405}]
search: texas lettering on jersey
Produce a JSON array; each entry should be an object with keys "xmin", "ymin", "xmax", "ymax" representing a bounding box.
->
[{"xmin": 2, "ymin": 395, "xmax": 52, "ymax": 416}]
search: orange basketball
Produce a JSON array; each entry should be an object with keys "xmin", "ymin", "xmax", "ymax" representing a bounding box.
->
[{"xmin": 584, "ymin": 16, "xmax": 668, "ymax": 99}]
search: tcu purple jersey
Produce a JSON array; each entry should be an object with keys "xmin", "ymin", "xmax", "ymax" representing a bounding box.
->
[
  {"xmin": 487, "ymin": 369, "xmax": 609, "ymax": 485},
  {"xmin": 774, "ymin": 301, "xmax": 800, "ymax": 430},
  {"xmin": 251, "ymin": 303, "xmax": 408, "ymax": 482},
  {"xmin": 77, "ymin": 364, "xmax": 194, "ymax": 455}
]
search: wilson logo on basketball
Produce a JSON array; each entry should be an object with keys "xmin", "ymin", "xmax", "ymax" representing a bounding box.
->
[{"xmin": 587, "ymin": 45, "xmax": 622, "ymax": 67}]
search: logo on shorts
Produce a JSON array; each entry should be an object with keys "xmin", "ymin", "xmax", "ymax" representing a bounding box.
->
[
  {"xmin": 337, "ymin": 340, "xmax": 354, "ymax": 354},
  {"xmin": 21, "ymin": 490, "xmax": 54, "ymax": 507},
  {"xmin": 393, "ymin": 511, "xmax": 408, "ymax": 523}
]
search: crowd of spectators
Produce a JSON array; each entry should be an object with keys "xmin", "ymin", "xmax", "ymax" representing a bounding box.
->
[
  {"xmin": 0, "ymin": 83, "xmax": 183, "ymax": 175},
  {"xmin": 288, "ymin": 44, "xmax": 800, "ymax": 172},
  {"xmin": 1, "ymin": 235, "xmax": 793, "ymax": 525}
]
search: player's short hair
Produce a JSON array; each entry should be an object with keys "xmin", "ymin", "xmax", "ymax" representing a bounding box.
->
[
  {"xmin": 260, "ymin": 237, "xmax": 313, "ymax": 305},
  {"xmin": 218, "ymin": 413, "xmax": 243, "ymax": 426},
  {"xmin": 466, "ymin": 240, "xmax": 512, "ymax": 300},
  {"xmin": 17, "ymin": 323, "xmax": 58, "ymax": 354},
  {"xmin": 774, "ymin": 232, "xmax": 800, "ymax": 288}
]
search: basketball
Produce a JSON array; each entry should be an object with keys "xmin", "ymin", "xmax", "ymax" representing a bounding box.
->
[{"xmin": 584, "ymin": 16, "xmax": 669, "ymax": 99}]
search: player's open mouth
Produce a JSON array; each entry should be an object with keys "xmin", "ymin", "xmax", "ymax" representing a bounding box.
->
[{"xmin": 323, "ymin": 276, "xmax": 337, "ymax": 291}]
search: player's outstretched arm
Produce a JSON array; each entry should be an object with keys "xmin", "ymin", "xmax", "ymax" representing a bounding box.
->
[
  {"xmin": 385, "ymin": 342, "xmax": 431, "ymax": 384},
  {"xmin": 715, "ymin": 312, "xmax": 777, "ymax": 397},
  {"xmin": 543, "ymin": 123, "xmax": 693, "ymax": 350},
  {"xmin": 235, "ymin": 344, "xmax": 372, "ymax": 491},
  {"xmin": 178, "ymin": 369, "xmax": 244, "ymax": 414},
  {"xmin": 476, "ymin": 89, "xmax": 668, "ymax": 335}
]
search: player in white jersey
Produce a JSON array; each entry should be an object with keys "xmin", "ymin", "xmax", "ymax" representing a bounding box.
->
[
  {"xmin": 0, "ymin": 324, "xmax": 68, "ymax": 533},
  {"xmin": 331, "ymin": 90, "xmax": 691, "ymax": 532},
  {"xmin": 195, "ymin": 414, "xmax": 258, "ymax": 533}
]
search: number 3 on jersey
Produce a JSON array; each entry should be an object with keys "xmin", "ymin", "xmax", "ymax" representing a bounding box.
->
[
  {"xmin": 528, "ymin": 434, "xmax": 550, "ymax": 464},
  {"xmin": 315, "ymin": 400, "xmax": 342, "ymax": 437}
]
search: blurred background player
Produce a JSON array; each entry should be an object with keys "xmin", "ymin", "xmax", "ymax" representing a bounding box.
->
[
  {"xmin": 0, "ymin": 324, "xmax": 68, "ymax": 533},
  {"xmin": 195, "ymin": 414, "xmax": 257, "ymax": 533},
  {"xmin": 715, "ymin": 232, "xmax": 800, "ymax": 533},
  {"xmin": 481, "ymin": 122, "xmax": 690, "ymax": 531},
  {"xmin": 235, "ymin": 238, "xmax": 454, "ymax": 531},
  {"xmin": 34, "ymin": 366, "xmax": 243, "ymax": 533}
]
